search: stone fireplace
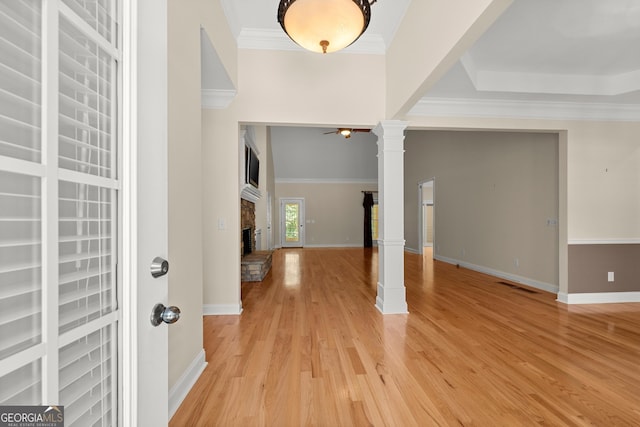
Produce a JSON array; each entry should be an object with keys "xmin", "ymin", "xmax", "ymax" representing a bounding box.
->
[
  {"xmin": 240, "ymin": 198, "xmax": 272, "ymax": 282},
  {"xmin": 240, "ymin": 199, "xmax": 256, "ymax": 256}
]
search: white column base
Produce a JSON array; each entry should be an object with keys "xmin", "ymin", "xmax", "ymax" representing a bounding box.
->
[{"xmin": 375, "ymin": 282, "xmax": 408, "ymax": 314}]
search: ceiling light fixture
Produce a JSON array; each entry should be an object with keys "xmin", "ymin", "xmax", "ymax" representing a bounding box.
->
[
  {"xmin": 339, "ymin": 128, "xmax": 352, "ymax": 138},
  {"xmin": 277, "ymin": 0, "xmax": 377, "ymax": 54}
]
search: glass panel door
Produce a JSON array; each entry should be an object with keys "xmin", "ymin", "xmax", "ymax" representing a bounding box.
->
[{"xmin": 280, "ymin": 198, "xmax": 304, "ymax": 247}]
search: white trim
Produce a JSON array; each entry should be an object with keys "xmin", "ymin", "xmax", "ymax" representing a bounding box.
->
[
  {"xmin": 0, "ymin": 156, "xmax": 46, "ymax": 177},
  {"xmin": 378, "ymin": 239, "xmax": 406, "ymax": 247},
  {"xmin": 240, "ymin": 183, "xmax": 261, "ymax": 203},
  {"xmin": 557, "ymin": 292, "xmax": 640, "ymax": 304},
  {"xmin": 121, "ymin": 0, "xmax": 138, "ymax": 425},
  {"xmin": 203, "ymin": 304, "xmax": 243, "ymax": 315},
  {"xmin": 275, "ymin": 178, "xmax": 378, "ymax": 184},
  {"xmin": 568, "ymin": 238, "xmax": 640, "ymax": 245},
  {"xmin": 435, "ymin": 255, "xmax": 559, "ymax": 294},
  {"xmin": 59, "ymin": 2, "xmax": 119, "ymax": 58},
  {"xmin": 408, "ymin": 97, "xmax": 640, "ymax": 122},
  {"xmin": 237, "ymin": 28, "xmax": 385, "ymax": 55},
  {"xmin": 169, "ymin": 349, "xmax": 207, "ymax": 419},
  {"xmin": 201, "ymin": 89, "xmax": 236, "ymax": 109},
  {"xmin": 404, "ymin": 247, "xmax": 420, "ymax": 255},
  {"xmin": 0, "ymin": 344, "xmax": 45, "ymax": 378},
  {"xmin": 58, "ymin": 311, "xmax": 119, "ymax": 347},
  {"xmin": 41, "ymin": 0, "xmax": 61, "ymax": 403},
  {"xmin": 58, "ymin": 168, "xmax": 120, "ymax": 189}
]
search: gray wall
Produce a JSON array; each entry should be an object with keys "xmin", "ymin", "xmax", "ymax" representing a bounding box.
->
[
  {"xmin": 569, "ymin": 244, "xmax": 640, "ymax": 293},
  {"xmin": 270, "ymin": 126, "xmax": 378, "ymax": 180},
  {"xmin": 405, "ymin": 130, "xmax": 559, "ymax": 289}
]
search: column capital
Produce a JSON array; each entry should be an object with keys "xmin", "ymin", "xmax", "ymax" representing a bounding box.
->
[{"xmin": 372, "ymin": 120, "xmax": 409, "ymax": 138}]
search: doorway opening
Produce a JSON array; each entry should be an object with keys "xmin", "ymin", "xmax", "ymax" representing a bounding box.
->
[{"xmin": 418, "ymin": 179, "xmax": 435, "ymax": 256}]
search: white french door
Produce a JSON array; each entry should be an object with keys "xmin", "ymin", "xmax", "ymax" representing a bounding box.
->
[
  {"xmin": 0, "ymin": 0, "xmax": 120, "ymax": 425},
  {"xmin": 280, "ymin": 198, "xmax": 305, "ymax": 247}
]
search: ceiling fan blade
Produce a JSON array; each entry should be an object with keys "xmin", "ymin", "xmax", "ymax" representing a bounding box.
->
[{"xmin": 323, "ymin": 131, "xmax": 337, "ymax": 134}]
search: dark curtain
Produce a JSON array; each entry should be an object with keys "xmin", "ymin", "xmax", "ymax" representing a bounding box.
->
[{"xmin": 363, "ymin": 192, "xmax": 374, "ymax": 248}]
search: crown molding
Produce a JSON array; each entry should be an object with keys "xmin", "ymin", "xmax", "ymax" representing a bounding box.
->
[
  {"xmin": 201, "ymin": 89, "xmax": 236, "ymax": 109},
  {"xmin": 237, "ymin": 28, "xmax": 385, "ymax": 55},
  {"xmin": 408, "ymin": 97, "xmax": 640, "ymax": 122}
]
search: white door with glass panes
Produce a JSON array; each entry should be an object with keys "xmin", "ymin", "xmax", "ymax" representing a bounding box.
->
[
  {"xmin": 0, "ymin": 1, "xmax": 170, "ymax": 426},
  {"xmin": 280, "ymin": 198, "xmax": 305, "ymax": 247}
]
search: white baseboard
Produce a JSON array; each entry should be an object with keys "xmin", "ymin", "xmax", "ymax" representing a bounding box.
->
[
  {"xmin": 404, "ymin": 247, "xmax": 420, "ymax": 255},
  {"xmin": 169, "ymin": 349, "xmax": 207, "ymax": 419},
  {"xmin": 557, "ymin": 292, "xmax": 640, "ymax": 304},
  {"xmin": 434, "ymin": 255, "xmax": 559, "ymax": 294},
  {"xmin": 203, "ymin": 304, "xmax": 243, "ymax": 315}
]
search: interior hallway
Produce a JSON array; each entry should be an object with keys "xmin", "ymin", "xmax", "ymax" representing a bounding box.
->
[{"xmin": 170, "ymin": 248, "xmax": 640, "ymax": 426}]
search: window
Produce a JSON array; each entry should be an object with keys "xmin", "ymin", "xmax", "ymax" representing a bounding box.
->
[{"xmin": 0, "ymin": 1, "xmax": 120, "ymax": 424}]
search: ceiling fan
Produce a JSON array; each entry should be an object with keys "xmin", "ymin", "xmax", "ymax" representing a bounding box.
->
[{"xmin": 323, "ymin": 128, "xmax": 370, "ymax": 139}]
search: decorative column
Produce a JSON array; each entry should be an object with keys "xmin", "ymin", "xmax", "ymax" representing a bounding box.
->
[{"xmin": 372, "ymin": 121, "xmax": 409, "ymax": 314}]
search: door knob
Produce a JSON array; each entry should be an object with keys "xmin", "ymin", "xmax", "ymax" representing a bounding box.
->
[{"xmin": 150, "ymin": 303, "xmax": 181, "ymax": 326}]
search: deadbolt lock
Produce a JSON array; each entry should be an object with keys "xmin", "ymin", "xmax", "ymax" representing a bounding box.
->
[{"xmin": 151, "ymin": 257, "xmax": 169, "ymax": 278}]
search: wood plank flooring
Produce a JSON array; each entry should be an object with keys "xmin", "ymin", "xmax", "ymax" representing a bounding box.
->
[{"xmin": 170, "ymin": 248, "xmax": 640, "ymax": 426}]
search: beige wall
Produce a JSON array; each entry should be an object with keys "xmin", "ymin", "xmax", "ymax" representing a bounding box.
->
[
  {"xmin": 167, "ymin": 0, "xmax": 205, "ymax": 389},
  {"xmin": 275, "ymin": 182, "xmax": 378, "ymax": 247},
  {"xmin": 565, "ymin": 122, "xmax": 640, "ymax": 240},
  {"xmin": 405, "ymin": 130, "xmax": 559, "ymax": 289},
  {"xmin": 236, "ymin": 50, "xmax": 386, "ymax": 126},
  {"xmin": 201, "ymin": 107, "xmax": 241, "ymax": 307}
]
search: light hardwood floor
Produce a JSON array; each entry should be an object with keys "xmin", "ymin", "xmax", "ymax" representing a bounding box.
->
[{"xmin": 170, "ymin": 248, "xmax": 640, "ymax": 426}]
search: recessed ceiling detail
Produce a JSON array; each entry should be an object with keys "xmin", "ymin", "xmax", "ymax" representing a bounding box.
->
[{"xmin": 460, "ymin": 53, "xmax": 640, "ymax": 97}]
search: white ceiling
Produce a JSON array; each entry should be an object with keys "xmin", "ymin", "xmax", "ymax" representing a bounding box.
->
[{"xmin": 220, "ymin": 0, "xmax": 640, "ymax": 120}]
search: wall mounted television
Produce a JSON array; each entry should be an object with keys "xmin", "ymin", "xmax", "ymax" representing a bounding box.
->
[{"xmin": 245, "ymin": 145, "xmax": 259, "ymax": 188}]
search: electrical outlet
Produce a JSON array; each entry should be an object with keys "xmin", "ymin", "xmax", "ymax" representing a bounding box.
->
[
  {"xmin": 514, "ymin": 258, "xmax": 519, "ymax": 268},
  {"xmin": 608, "ymin": 272, "xmax": 614, "ymax": 282}
]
